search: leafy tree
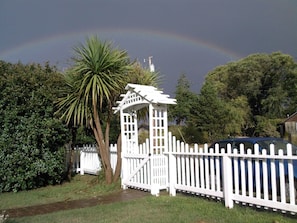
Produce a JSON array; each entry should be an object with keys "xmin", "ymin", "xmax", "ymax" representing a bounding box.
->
[
  {"xmin": 128, "ymin": 61, "xmax": 160, "ymax": 87},
  {"xmin": 169, "ymin": 74, "xmax": 197, "ymax": 125},
  {"xmin": 224, "ymin": 96, "xmax": 252, "ymax": 136},
  {"xmin": 192, "ymin": 52, "xmax": 297, "ymax": 141},
  {"xmin": 189, "ymin": 81, "xmax": 232, "ymax": 142},
  {"xmin": 0, "ymin": 61, "xmax": 70, "ymax": 192},
  {"xmin": 253, "ymin": 116, "xmax": 281, "ymax": 137}
]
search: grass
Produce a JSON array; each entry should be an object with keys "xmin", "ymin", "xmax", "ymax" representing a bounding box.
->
[
  {"xmin": 0, "ymin": 175, "xmax": 121, "ymax": 209},
  {"xmin": 1, "ymin": 175, "xmax": 297, "ymax": 223},
  {"xmin": 5, "ymin": 195, "xmax": 297, "ymax": 223}
]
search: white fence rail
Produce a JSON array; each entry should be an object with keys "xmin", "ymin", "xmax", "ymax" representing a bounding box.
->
[
  {"xmin": 166, "ymin": 133, "xmax": 297, "ymax": 214},
  {"xmin": 67, "ymin": 144, "xmax": 117, "ymax": 175}
]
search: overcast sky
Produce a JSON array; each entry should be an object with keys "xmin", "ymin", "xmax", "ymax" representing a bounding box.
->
[{"xmin": 1, "ymin": 0, "xmax": 296, "ymax": 96}]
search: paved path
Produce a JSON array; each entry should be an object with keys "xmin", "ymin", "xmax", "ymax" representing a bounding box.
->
[{"xmin": 3, "ymin": 189, "xmax": 148, "ymax": 218}]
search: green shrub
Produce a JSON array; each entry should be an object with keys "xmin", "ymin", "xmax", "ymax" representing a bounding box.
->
[{"xmin": 0, "ymin": 61, "xmax": 71, "ymax": 192}]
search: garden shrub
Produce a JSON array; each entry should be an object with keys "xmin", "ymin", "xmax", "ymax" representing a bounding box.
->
[{"xmin": 0, "ymin": 61, "xmax": 70, "ymax": 192}]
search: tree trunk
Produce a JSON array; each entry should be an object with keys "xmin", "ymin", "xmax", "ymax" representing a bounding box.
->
[
  {"xmin": 92, "ymin": 102, "xmax": 113, "ymax": 184},
  {"xmin": 66, "ymin": 128, "xmax": 77, "ymax": 181},
  {"xmin": 105, "ymin": 166, "xmax": 113, "ymax": 184},
  {"xmin": 103, "ymin": 108, "xmax": 113, "ymax": 184},
  {"xmin": 113, "ymin": 134, "xmax": 122, "ymax": 182},
  {"xmin": 66, "ymin": 143, "xmax": 73, "ymax": 181}
]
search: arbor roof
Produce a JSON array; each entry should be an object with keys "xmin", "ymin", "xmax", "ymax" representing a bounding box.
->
[{"xmin": 113, "ymin": 83, "xmax": 176, "ymax": 113}]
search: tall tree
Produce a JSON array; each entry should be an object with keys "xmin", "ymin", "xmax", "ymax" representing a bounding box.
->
[
  {"xmin": 56, "ymin": 36, "xmax": 160, "ymax": 184},
  {"xmin": 169, "ymin": 74, "xmax": 197, "ymax": 125},
  {"xmin": 189, "ymin": 81, "xmax": 232, "ymax": 142},
  {"xmin": 56, "ymin": 36, "xmax": 131, "ymax": 184}
]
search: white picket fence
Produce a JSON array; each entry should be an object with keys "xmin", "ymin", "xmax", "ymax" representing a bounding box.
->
[
  {"xmin": 66, "ymin": 133, "xmax": 297, "ymax": 214},
  {"xmin": 166, "ymin": 133, "xmax": 297, "ymax": 214},
  {"xmin": 121, "ymin": 133, "xmax": 297, "ymax": 214},
  {"xmin": 67, "ymin": 144, "xmax": 117, "ymax": 175}
]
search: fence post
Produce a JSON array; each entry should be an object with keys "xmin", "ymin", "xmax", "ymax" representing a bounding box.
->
[
  {"xmin": 222, "ymin": 146, "xmax": 234, "ymax": 208},
  {"xmin": 80, "ymin": 148, "xmax": 85, "ymax": 175},
  {"xmin": 121, "ymin": 136, "xmax": 128, "ymax": 190},
  {"xmin": 287, "ymin": 144, "xmax": 296, "ymax": 204},
  {"xmin": 168, "ymin": 132, "xmax": 177, "ymax": 196}
]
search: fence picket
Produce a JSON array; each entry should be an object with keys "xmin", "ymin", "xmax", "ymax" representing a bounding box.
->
[
  {"xmin": 287, "ymin": 145, "xmax": 296, "ymax": 205},
  {"xmin": 194, "ymin": 145, "xmax": 200, "ymax": 188},
  {"xmin": 189, "ymin": 148, "xmax": 194, "ymax": 187},
  {"xmin": 215, "ymin": 144, "xmax": 221, "ymax": 192},
  {"xmin": 199, "ymin": 147, "xmax": 205, "ymax": 189},
  {"xmin": 254, "ymin": 144, "xmax": 261, "ymax": 200},
  {"xmin": 239, "ymin": 145, "xmax": 247, "ymax": 197},
  {"xmin": 262, "ymin": 149, "xmax": 269, "ymax": 200},
  {"xmin": 247, "ymin": 149, "xmax": 253, "ymax": 198},
  {"xmin": 209, "ymin": 148, "xmax": 215, "ymax": 191},
  {"xmin": 233, "ymin": 148, "xmax": 239, "ymax": 195},
  {"xmin": 279, "ymin": 149, "xmax": 286, "ymax": 203},
  {"xmin": 270, "ymin": 145, "xmax": 277, "ymax": 202}
]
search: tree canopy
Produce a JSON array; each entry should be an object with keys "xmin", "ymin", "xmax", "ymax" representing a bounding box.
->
[{"xmin": 185, "ymin": 52, "xmax": 297, "ymax": 142}]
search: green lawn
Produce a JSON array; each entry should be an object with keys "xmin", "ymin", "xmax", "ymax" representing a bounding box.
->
[
  {"xmin": 1, "ymin": 175, "xmax": 296, "ymax": 223},
  {"xmin": 0, "ymin": 175, "xmax": 121, "ymax": 209}
]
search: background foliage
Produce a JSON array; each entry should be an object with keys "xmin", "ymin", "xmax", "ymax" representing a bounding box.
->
[
  {"xmin": 170, "ymin": 52, "xmax": 297, "ymax": 143},
  {"xmin": 0, "ymin": 61, "xmax": 70, "ymax": 192}
]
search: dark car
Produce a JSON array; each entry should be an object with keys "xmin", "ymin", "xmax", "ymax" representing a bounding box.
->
[
  {"xmin": 210, "ymin": 137, "xmax": 297, "ymax": 155},
  {"xmin": 210, "ymin": 137, "xmax": 297, "ymax": 194}
]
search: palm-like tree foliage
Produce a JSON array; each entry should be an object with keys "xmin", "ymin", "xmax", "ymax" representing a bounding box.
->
[
  {"xmin": 57, "ymin": 36, "xmax": 131, "ymax": 127},
  {"xmin": 56, "ymin": 36, "xmax": 131, "ymax": 183}
]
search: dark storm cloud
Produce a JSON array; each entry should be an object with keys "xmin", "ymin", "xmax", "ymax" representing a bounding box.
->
[{"xmin": 1, "ymin": 0, "xmax": 296, "ymax": 96}]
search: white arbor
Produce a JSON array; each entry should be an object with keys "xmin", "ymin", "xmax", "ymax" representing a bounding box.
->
[{"xmin": 113, "ymin": 83, "xmax": 176, "ymax": 195}]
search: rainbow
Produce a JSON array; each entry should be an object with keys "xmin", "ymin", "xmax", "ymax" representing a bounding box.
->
[{"xmin": 0, "ymin": 28, "xmax": 242, "ymax": 65}]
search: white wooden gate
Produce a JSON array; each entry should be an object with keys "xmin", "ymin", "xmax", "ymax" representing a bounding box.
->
[
  {"xmin": 121, "ymin": 146, "xmax": 168, "ymax": 195},
  {"xmin": 120, "ymin": 105, "xmax": 169, "ymax": 195},
  {"xmin": 114, "ymin": 84, "xmax": 176, "ymax": 195}
]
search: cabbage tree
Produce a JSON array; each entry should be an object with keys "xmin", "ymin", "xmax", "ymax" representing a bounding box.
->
[{"xmin": 56, "ymin": 36, "xmax": 131, "ymax": 183}]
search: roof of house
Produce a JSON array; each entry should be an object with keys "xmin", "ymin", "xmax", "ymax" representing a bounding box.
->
[{"xmin": 283, "ymin": 111, "xmax": 297, "ymax": 123}]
